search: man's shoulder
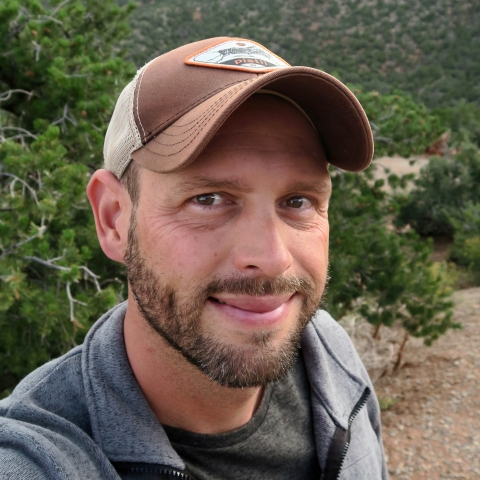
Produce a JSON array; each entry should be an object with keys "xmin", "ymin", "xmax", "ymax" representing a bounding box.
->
[
  {"xmin": 1, "ymin": 346, "xmax": 82, "ymax": 405},
  {"xmin": 310, "ymin": 309, "xmax": 348, "ymax": 336},
  {"xmin": 309, "ymin": 309, "xmax": 360, "ymax": 357},
  {"xmin": 0, "ymin": 301, "xmax": 128, "ymax": 420},
  {"xmin": 0, "ymin": 346, "xmax": 90, "ymax": 479},
  {"xmin": 0, "ymin": 305, "xmax": 129, "ymax": 480},
  {"xmin": 0, "ymin": 410, "xmax": 118, "ymax": 480},
  {"xmin": 0, "ymin": 345, "xmax": 90, "ymax": 433},
  {"xmin": 304, "ymin": 309, "xmax": 371, "ymax": 384}
]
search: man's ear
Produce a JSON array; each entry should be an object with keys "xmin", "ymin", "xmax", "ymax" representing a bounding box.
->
[{"xmin": 86, "ymin": 169, "xmax": 132, "ymax": 264}]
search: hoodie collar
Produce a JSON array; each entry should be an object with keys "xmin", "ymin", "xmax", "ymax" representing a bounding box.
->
[
  {"xmin": 302, "ymin": 311, "xmax": 368, "ymax": 431},
  {"xmin": 81, "ymin": 302, "xmax": 184, "ymax": 469}
]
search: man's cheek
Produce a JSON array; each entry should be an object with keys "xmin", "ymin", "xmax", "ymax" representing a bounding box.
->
[
  {"xmin": 141, "ymin": 227, "xmax": 224, "ymax": 277},
  {"xmin": 292, "ymin": 227, "xmax": 329, "ymax": 263}
]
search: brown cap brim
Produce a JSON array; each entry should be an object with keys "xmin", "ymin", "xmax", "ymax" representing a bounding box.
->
[{"xmin": 131, "ymin": 66, "xmax": 373, "ymax": 173}]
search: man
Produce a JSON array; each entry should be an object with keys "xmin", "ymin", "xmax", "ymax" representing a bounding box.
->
[{"xmin": 0, "ymin": 38, "xmax": 387, "ymax": 479}]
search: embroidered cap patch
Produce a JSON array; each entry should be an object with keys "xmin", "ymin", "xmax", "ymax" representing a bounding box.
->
[{"xmin": 185, "ymin": 39, "xmax": 290, "ymax": 73}]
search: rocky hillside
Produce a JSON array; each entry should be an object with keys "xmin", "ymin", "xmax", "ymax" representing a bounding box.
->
[{"xmin": 119, "ymin": 0, "xmax": 480, "ymax": 108}]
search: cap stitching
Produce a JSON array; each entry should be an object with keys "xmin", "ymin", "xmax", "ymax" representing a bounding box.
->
[
  {"xmin": 142, "ymin": 79, "xmax": 255, "ymax": 140},
  {"xmin": 146, "ymin": 82, "xmax": 246, "ymax": 149},
  {"xmin": 152, "ymin": 104, "xmax": 222, "ymax": 139},
  {"xmin": 141, "ymin": 111, "xmax": 217, "ymax": 157},
  {"xmin": 147, "ymin": 103, "xmax": 221, "ymax": 150},
  {"xmin": 158, "ymin": 92, "xmax": 229, "ymax": 132},
  {"xmin": 141, "ymin": 97, "xmax": 232, "ymax": 157},
  {"xmin": 144, "ymin": 78, "xmax": 252, "ymax": 138},
  {"xmin": 143, "ymin": 105, "xmax": 222, "ymax": 155},
  {"xmin": 151, "ymin": 85, "xmax": 241, "ymax": 141}
]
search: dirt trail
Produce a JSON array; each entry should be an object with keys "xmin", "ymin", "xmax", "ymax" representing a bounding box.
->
[{"xmin": 375, "ymin": 288, "xmax": 480, "ymax": 479}]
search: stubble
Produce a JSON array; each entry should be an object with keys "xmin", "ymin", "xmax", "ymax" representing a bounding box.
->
[{"xmin": 125, "ymin": 213, "xmax": 326, "ymax": 388}]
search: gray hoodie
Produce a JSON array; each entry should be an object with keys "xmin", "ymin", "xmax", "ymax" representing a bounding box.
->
[{"xmin": 0, "ymin": 303, "xmax": 388, "ymax": 479}]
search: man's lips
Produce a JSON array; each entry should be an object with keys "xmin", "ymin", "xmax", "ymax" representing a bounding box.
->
[{"xmin": 208, "ymin": 293, "xmax": 294, "ymax": 313}]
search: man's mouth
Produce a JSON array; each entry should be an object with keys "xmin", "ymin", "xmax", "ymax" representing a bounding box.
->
[
  {"xmin": 210, "ymin": 297, "xmax": 227, "ymax": 305},
  {"xmin": 208, "ymin": 293, "xmax": 294, "ymax": 314}
]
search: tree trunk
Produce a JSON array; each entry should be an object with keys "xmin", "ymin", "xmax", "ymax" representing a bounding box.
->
[
  {"xmin": 394, "ymin": 332, "xmax": 410, "ymax": 371},
  {"xmin": 373, "ymin": 323, "xmax": 382, "ymax": 340}
]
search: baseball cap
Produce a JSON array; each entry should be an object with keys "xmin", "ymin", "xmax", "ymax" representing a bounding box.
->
[{"xmin": 104, "ymin": 37, "xmax": 373, "ymax": 179}]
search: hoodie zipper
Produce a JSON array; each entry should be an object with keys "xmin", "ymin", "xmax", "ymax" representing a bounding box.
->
[
  {"xmin": 114, "ymin": 462, "xmax": 194, "ymax": 479},
  {"xmin": 131, "ymin": 467, "xmax": 190, "ymax": 479},
  {"xmin": 334, "ymin": 387, "xmax": 371, "ymax": 480}
]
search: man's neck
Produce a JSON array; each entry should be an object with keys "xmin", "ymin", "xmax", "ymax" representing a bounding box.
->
[{"xmin": 123, "ymin": 302, "xmax": 264, "ymax": 435}]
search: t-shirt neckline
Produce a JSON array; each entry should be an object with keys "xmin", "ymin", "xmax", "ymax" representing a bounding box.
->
[{"xmin": 162, "ymin": 383, "xmax": 275, "ymax": 449}]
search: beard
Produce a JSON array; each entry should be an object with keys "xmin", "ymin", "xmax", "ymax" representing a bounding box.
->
[{"xmin": 125, "ymin": 214, "xmax": 326, "ymax": 389}]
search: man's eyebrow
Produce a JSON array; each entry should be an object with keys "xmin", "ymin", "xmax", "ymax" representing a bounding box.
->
[
  {"xmin": 170, "ymin": 176, "xmax": 252, "ymax": 196},
  {"xmin": 168, "ymin": 177, "xmax": 332, "ymax": 198},
  {"xmin": 286, "ymin": 181, "xmax": 333, "ymax": 197}
]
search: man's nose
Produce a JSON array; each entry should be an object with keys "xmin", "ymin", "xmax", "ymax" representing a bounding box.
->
[{"xmin": 232, "ymin": 211, "xmax": 293, "ymax": 278}]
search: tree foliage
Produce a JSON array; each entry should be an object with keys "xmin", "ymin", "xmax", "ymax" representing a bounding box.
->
[
  {"xmin": 327, "ymin": 169, "xmax": 458, "ymax": 346},
  {"xmin": 396, "ymin": 145, "xmax": 480, "ymax": 236},
  {"xmin": 354, "ymin": 88, "xmax": 445, "ymax": 158},
  {"xmin": 452, "ymin": 203, "xmax": 480, "ymax": 279},
  {"xmin": 0, "ymin": 0, "xmax": 461, "ymax": 399},
  {"xmin": 395, "ymin": 103, "xmax": 480, "ymax": 285},
  {"xmin": 0, "ymin": 0, "xmax": 135, "ymax": 397}
]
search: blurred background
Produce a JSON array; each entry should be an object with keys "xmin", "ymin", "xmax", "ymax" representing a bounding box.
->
[{"xmin": 1, "ymin": 1, "xmax": 479, "ymax": 478}]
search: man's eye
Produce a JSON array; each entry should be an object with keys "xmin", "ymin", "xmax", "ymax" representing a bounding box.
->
[
  {"xmin": 285, "ymin": 197, "xmax": 312, "ymax": 209},
  {"xmin": 193, "ymin": 193, "xmax": 222, "ymax": 206}
]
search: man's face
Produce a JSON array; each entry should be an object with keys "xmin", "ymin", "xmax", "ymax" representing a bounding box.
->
[{"xmin": 125, "ymin": 94, "xmax": 331, "ymax": 388}]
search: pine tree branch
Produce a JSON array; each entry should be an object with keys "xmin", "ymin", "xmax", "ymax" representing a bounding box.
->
[
  {"xmin": 0, "ymin": 89, "xmax": 34, "ymax": 103},
  {"xmin": 51, "ymin": 104, "xmax": 77, "ymax": 133},
  {"xmin": 0, "ymin": 225, "xmax": 47, "ymax": 259},
  {"xmin": 0, "ymin": 126, "xmax": 38, "ymax": 143},
  {"xmin": 21, "ymin": 256, "xmax": 70, "ymax": 271},
  {"xmin": 66, "ymin": 281, "xmax": 87, "ymax": 323},
  {"xmin": 79, "ymin": 266, "xmax": 101, "ymax": 293},
  {"xmin": 22, "ymin": 256, "xmax": 102, "ymax": 293},
  {"xmin": 0, "ymin": 172, "xmax": 40, "ymax": 205},
  {"xmin": 374, "ymin": 135, "xmax": 393, "ymax": 144},
  {"xmin": 50, "ymin": 0, "xmax": 71, "ymax": 17},
  {"xmin": 36, "ymin": 15, "xmax": 63, "ymax": 26},
  {"xmin": 32, "ymin": 41, "xmax": 41, "ymax": 62}
]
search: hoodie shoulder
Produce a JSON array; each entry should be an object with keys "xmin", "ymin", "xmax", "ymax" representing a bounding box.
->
[
  {"xmin": 0, "ymin": 346, "xmax": 89, "ymax": 435},
  {"xmin": 308, "ymin": 309, "xmax": 371, "ymax": 381}
]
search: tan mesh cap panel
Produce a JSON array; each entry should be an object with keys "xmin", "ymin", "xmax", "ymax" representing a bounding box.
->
[{"xmin": 103, "ymin": 66, "xmax": 145, "ymax": 179}]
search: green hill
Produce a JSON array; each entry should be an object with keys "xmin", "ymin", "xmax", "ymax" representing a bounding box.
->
[{"xmin": 120, "ymin": 0, "xmax": 480, "ymax": 108}]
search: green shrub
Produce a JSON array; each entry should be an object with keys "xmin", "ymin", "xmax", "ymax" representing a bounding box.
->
[
  {"xmin": 451, "ymin": 203, "xmax": 480, "ymax": 281},
  {"xmin": 327, "ymin": 169, "xmax": 458, "ymax": 346},
  {"xmin": 396, "ymin": 146, "xmax": 480, "ymax": 236},
  {"xmin": 433, "ymin": 103, "xmax": 480, "ymax": 148}
]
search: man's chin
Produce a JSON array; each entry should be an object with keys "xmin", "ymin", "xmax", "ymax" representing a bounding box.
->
[
  {"xmin": 171, "ymin": 317, "xmax": 308, "ymax": 388},
  {"xmin": 189, "ymin": 339, "xmax": 302, "ymax": 389}
]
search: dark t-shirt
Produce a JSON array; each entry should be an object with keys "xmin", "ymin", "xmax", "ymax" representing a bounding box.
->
[{"xmin": 163, "ymin": 353, "xmax": 320, "ymax": 480}]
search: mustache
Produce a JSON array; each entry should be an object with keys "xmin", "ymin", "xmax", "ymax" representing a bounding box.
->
[{"xmin": 203, "ymin": 275, "xmax": 316, "ymax": 298}]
